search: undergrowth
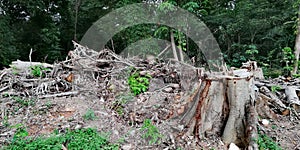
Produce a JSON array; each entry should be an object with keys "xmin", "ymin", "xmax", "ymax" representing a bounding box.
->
[
  {"xmin": 257, "ymin": 133, "xmax": 282, "ymax": 150},
  {"xmin": 30, "ymin": 65, "xmax": 50, "ymax": 77},
  {"xmin": 141, "ymin": 119, "xmax": 163, "ymax": 145},
  {"xmin": 128, "ymin": 69, "xmax": 151, "ymax": 95},
  {"xmin": 3, "ymin": 127, "xmax": 119, "ymax": 150},
  {"xmin": 83, "ymin": 108, "xmax": 97, "ymax": 121}
]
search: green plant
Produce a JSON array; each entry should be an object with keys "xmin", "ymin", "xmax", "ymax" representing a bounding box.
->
[
  {"xmin": 271, "ymin": 85, "xmax": 281, "ymax": 93},
  {"xmin": 10, "ymin": 65, "xmax": 19, "ymax": 75},
  {"xmin": 292, "ymin": 74, "xmax": 300, "ymax": 78},
  {"xmin": 112, "ymin": 93, "xmax": 134, "ymax": 116},
  {"xmin": 13, "ymin": 96, "xmax": 35, "ymax": 107},
  {"xmin": 2, "ymin": 115, "xmax": 10, "ymax": 127},
  {"xmin": 245, "ymin": 44, "xmax": 259, "ymax": 61},
  {"xmin": 83, "ymin": 109, "xmax": 97, "ymax": 121},
  {"xmin": 45, "ymin": 100, "xmax": 52, "ymax": 109},
  {"xmin": 282, "ymin": 47, "xmax": 294, "ymax": 73},
  {"xmin": 128, "ymin": 69, "xmax": 151, "ymax": 95},
  {"xmin": 12, "ymin": 124, "xmax": 29, "ymax": 141},
  {"xmin": 141, "ymin": 119, "xmax": 163, "ymax": 145},
  {"xmin": 257, "ymin": 133, "xmax": 282, "ymax": 150},
  {"xmin": 30, "ymin": 65, "xmax": 50, "ymax": 77},
  {"xmin": 5, "ymin": 128, "xmax": 119, "ymax": 150}
]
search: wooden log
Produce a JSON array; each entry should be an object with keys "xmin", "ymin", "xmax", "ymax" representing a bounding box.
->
[
  {"xmin": 285, "ymin": 86, "xmax": 300, "ymax": 111},
  {"xmin": 260, "ymin": 86, "xmax": 287, "ymax": 111}
]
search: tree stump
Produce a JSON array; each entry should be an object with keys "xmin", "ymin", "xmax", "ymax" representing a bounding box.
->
[{"xmin": 171, "ymin": 68, "xmax": 258, "ymax": 148}]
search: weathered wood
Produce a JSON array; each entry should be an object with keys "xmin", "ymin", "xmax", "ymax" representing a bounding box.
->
[
  {"xmin": 246, "ymin": 101, "xmax": 259, "ymax": 150},
  {"xmin": 285, "ymin": 86, "xmax": 300, "ymax": 105},
  {"xmin": 171, "ymin": 69, "xmax": 257, "ymax": 148},
  {"xmin": 260, "ymin": 86, "xmax": 287, "ymax": 112},
  {"xmin": 285, "ymin": 86, "xmax": 300, "ymax": 112},
  {"xmin": 222, "ymin": 77, "xmax": 253, "ymax": 146},
  {"xmin": 37, "ymin": 91, "xmax": 79, "ymax": 99},
  {"xmin": 11, "ymin": 59, "xmax": 54, "ymax": 70}
]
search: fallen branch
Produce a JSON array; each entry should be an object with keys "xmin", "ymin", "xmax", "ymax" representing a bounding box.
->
[{"xmin": 38, "ymin": 91, "xmax": 80, "ymax": 99}]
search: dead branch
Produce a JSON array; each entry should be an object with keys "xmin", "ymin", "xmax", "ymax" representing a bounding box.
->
[{"xmin": 38, "ymin": 91, "xmax": 79, "ymax": 99}]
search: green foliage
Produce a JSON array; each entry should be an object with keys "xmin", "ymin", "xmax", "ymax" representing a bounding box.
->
[
  {"xmin": 83, "ymin": 109, "xmax": 97, "ymax": 121},
  {"xmin": 2, "ymin": 115, "xmax": 10, "ymax": 127},
  {"xmin": 271, "ymin": 85, "xmax": 281, "ymax": 93},
  {"xmin": 112, "ymin": 93, "xmax": 134, "ymax": 116},
  {"xmin": 13, "ymin": 96, "xmax": 36, "ymax": 107},
  {"xmin": 141, "ymin": 119, "xmax": 163, "ymax": 145},
  {"xmin": 205, "ymin": 0, "xmax": 295, "ymax": 69},
  {"xmin": 245, "ymin": 45, "xmax": 259, "ymax": 61},
  {"xmin": 0, "ymin": 0, "xmax": 299, "ymax": 77},
  {"xmin": 282, "ymin": 47, "xmax": 294, "ymax": 72},
  {"xmin": 263, "ymin": 68, "xmax": 282, "ymax": 78},
  {"xmin": 182, "ymin": 2, "xmax": 200, "ymax": 14},
  {"xmin": 292, "ymin": 74, "xmax": 300, "ymax": 78},
  {"xmin": 10, "ymin": 65, "xmax": 19, "ymax": 75},
  {"xmin": 30, "ymin": 65, "xmax": 50, "ymax": 77},
  {"xmin": 157, "ymin": 1, "xmax": 177, "ymax": 13},
  {"xmin": 0, "ymin": 15, "xmax": 18, "ymax": 68},
  {"xmin": 128, "ymin": 69, "xmax": 151, "ymax": 95},
  {"xmin": 5, "ymin": 128, "xmax": 119, "ymax": 150},
  {"xmin": 45, "ymin": 100, "xmax": 52, "ymax": 109},
  {"xmin": 257, "ymin": 133, "xmax": 282, "ymax": 150}
]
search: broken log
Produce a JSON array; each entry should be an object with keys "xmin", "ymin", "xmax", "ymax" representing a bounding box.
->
[{"xmin": 285, "ymin": 86, "xmax": 300, "ymax": 112}]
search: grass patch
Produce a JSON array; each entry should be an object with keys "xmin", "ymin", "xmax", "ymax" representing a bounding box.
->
[{"xmin": 4, "ymin": 127, "xmax": 119, "ymax": 150}]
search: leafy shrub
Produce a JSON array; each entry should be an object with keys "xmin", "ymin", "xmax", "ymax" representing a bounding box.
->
[
  {"xmin": 141, "ymin": 119, "xmax": 163, "ymax": 145},
  {"xmin": 257, "ymin": 133, "xmax": 282, "ymax": 150},
  {"xmin": 263, "ymin": 68, "xmax": 282, "ymax": 78},
  {"xmin": 83, "ymin": 109, "xmax": 97, "ymax": 121},
  {"xmin": 30, "ymin": 65, "xmax": 50, "ymax": 77},
  {"xmin": 128, "ymin": 69, "xmax": 151, "ymax": 95}
]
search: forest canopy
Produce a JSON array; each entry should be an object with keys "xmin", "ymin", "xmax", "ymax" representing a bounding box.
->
[{"xmin": 0, "ymin": 0, "xmax": 299, "ymax": 77}]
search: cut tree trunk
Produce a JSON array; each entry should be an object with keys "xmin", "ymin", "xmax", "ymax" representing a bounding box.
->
[{"xmin": 171, "ymin": 66, "xmax": 258, "ymax": 148}]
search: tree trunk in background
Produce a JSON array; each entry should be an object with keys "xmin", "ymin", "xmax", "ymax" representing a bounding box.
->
[
  {"xmin": 293, "ymin": 5, "xmax": 300, "ymax": 74},
  {"xmin": 170, "ymin": 31, "xmax": 179, "ymax": 61}
]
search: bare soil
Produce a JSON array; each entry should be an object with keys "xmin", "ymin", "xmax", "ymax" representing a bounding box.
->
[{"xmin": 1, "ymin": 77, "xmax": 300, "ymax": 149}]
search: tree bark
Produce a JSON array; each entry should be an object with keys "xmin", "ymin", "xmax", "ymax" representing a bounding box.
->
[
  {"xmin": 170, "ymin": 31, "xmax": 179, "ymax": 61},
  {"xmin": 170, "ymin": 69, "xmax": 257, "ymax": 148},
  {"xmin": 293, "ymin": 5, "xmax": 300, "ymax": 74}
]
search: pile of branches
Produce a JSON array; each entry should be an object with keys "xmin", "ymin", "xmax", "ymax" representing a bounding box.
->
[
  {"xmin": 255, "ymin": 76, "xmax": 300, "ymax": 120},
  {"xmin": 0, "ymin": 41, "xmax": 191, "ymax": 102},
  {"xmin": 0, "ymin": 41, "xmax": 129, "ymax": 99}
]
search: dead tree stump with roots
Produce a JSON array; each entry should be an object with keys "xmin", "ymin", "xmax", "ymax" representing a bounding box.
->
[{"xmin": 171, "ymin": 65, "xmax": 259, "ymax": 149}]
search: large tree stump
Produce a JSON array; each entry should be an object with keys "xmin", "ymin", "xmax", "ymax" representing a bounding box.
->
[{"xmin": 171, "ymin": 68, "xmax": 257, "ymax": 148}]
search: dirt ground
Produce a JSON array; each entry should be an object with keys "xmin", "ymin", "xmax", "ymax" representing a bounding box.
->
[{"xmin": 1, "ymin": 86, "xmax": 299, "ymax": 149}]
